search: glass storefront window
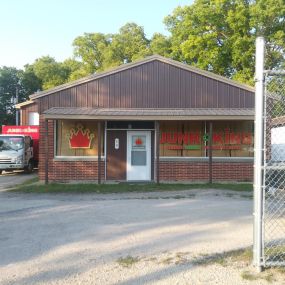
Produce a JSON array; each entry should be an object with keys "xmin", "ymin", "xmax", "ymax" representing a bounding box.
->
[
  {"xmin": 210, "ymin": 121, "xmax": 254, "ymax": 157},
  {"xmin": 159, "ymin": 121, "xmax": 205, "ymax": 157},
  {"xmin": 56, "ymin": 120, "xmax": 104, "ymax": 156},
  {"xmin": 159, "ymin": 121, "xmax": 254, "ymax": 158}
]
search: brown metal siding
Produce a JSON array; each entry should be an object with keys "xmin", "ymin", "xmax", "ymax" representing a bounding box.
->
[
  {"xmin": 37, "ymin": 60, "xmax": 254, "ymax": 113},
  {"xmin": 20, "ymin": 102, "xmax": 38, "ymax": 125}
]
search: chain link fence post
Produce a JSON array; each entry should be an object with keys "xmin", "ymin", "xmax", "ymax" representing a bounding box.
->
[{"xmin": 253, "ymin": 36, "xmax": 265, "ymax": 272}]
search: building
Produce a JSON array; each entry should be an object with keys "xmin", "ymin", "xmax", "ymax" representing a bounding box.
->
[
  {"xmin": 16, "ymin": 100, "xmax": 39, "ymax": 126},
  {"xmin": 18, "ymin": 55, "xmax": 255, "ymax": 183}
]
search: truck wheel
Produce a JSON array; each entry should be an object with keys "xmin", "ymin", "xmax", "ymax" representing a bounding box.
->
[
  {"xmin": 0, "ymin": 170, "xmax": 2, "ymax": 175},
  {"xmin": 25, "ymin": 160, "xmax": 34, "ymax": 174}
]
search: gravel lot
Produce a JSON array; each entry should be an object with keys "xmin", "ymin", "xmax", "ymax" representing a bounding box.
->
[
  {"xmin": 0, "ymin": 182, "xmax": 283, "ymax": 284},
  {"xmin": 0, "ymin": 170, "xmax": 37, "ymax": 191}
]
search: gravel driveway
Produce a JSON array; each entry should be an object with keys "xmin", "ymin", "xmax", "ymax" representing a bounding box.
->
[
  {"xmin": 0, "ymin": 188, "xmax": 282, "ymax": 285},
  {"xmin": 0, "ymin": 171, "xmax": 37, "ymax": 191}
]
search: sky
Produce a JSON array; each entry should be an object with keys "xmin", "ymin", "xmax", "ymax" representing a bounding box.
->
[{"xmin": 0, "ymin": 0, "xmax": 192, "ymax": 69}]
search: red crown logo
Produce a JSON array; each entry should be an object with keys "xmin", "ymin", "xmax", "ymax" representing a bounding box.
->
[
  {"xmin": 135, "ymin": 137, "xmax": 143, "ymax": 145},
  {"xmin": 68, "ymin": 124, "xmax": 94, "ymax": 149}
]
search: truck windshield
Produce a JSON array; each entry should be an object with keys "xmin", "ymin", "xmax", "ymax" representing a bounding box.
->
[{"xmin": 0, "ymin": 136, "xmax": 24, "ymax": 151}]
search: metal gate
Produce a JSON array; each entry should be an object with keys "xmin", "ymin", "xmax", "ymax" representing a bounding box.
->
[{"xmin": 254, "ymin": 37, "xmax": 285, "ymax": 269}]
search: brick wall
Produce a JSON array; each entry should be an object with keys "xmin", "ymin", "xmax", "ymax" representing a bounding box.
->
[
  {"xmin": 159, "ymin": 160, "xmax": 253, "ymax": 182},
  {"xmin": 38, "ymin": 117, "xmax": 253, "ymax": 182},
  {"xmin": 39, "ymin": 117, "xmax": 104, "ymax": 182}
]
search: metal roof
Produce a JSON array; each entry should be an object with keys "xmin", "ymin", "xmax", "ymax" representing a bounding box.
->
[
  {"xmin": 30, "ymin": 55, "xmax": 254, "ymax": 100},
  {"xmin": 43, "ymin": 107, "xmax": 254, "ymax": 121}
]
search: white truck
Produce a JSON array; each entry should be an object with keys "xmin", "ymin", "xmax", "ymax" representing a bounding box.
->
[{"xmin": 0, "ymin": 126, "xmax": 39, "ymax": 175}]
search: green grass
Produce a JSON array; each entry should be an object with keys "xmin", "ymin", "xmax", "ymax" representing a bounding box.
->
[
  {"xmin": 20, "ymin": 176, "xmax": 39, "ymax": 186},
  {"xmin": 265, "ymin": 246, "xmax": 285, "ymax": 262},
  {"xmin": 161, "ymin": 257, "xmax": 174, "ymax": 265},
  {"xmin": 117, "ymin": 255, "xmax": 140, "ymax": 267},
  {"xmin": 11, "ymin": 181, "xmax": 253, "ymax": 194},
  {"xmin": 192, "ymin": 248, "xmax": 252, "ymax": 266},
  {"xmin": 241, "ymin": 270, "xmax": 275, "ymax": 283},
  {"xmin": 241, "ymin": 271, "xmax": 259, "ymax": 281},
  {"xmin": 192, "ymin": 247, "xmax": 284, "ymax": 283}
]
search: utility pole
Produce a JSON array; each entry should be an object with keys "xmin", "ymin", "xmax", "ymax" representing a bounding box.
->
[{"xmin": 15, "ymin": 85, "xmax": 19, "ymax": 125}]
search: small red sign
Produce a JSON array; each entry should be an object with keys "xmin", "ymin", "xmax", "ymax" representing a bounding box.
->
[
  {"xmin": 135, "ymin": 137, "xmax": 143, "ymax": 145},
  {"xmin": 2, "ymin": 125, "xmax": 39, "ymax": 139}
]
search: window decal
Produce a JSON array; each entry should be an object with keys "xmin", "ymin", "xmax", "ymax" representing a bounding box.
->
[
  {"xmin": 135, "ymin": 137, "xmax": 143, "ymax": 145},
  {"xmin": 68, "ymin": 124, "xmax": 94, "ymax": 149},
  {"xmin": 132, "ymin": 136, "xmax": 146, "ymax": 150}
]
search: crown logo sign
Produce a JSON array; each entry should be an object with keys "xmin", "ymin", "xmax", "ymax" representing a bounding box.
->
[
  {"xmin": 135, "ymin": 137, "xmax": 143, "ymax": 145},
  {"xmin": 68, "ymin": 124, "xmax": 94, "ymax": 149}
]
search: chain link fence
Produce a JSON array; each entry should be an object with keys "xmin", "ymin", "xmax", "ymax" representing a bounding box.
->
[{"xmin": 263, "ymin": 72, "xmax": 285, "ymax": 266}]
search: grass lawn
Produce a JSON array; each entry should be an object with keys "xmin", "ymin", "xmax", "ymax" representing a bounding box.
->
[
  {"xmin": 193, "ymin": 247, "xmax": 285, "ymax": 283},
  {"xmin": 12, "ymin": 178, "xmax": 253, "ymax": 193}
]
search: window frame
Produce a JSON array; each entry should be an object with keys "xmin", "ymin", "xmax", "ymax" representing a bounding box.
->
[{"xmin": 54, "ymin": 120, "xmax": 105, "ymax": 160}]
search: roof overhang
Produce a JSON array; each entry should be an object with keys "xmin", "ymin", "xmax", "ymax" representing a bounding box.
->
[
  {"xmin": 15, "ymin": 100, "xmax": 35, "ymax": 109},
  {"xmin": 43, "ymin": 107, "xmax": 254, "ymax": 121}
]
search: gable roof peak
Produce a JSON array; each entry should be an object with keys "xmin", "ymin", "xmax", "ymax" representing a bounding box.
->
[{"xmin": 30, "ymin": 55, "xmax": 254, "ymax": 100}]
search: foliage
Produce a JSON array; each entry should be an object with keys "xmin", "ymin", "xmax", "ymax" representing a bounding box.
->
[
  {"xmin": 117, "ymin": 255, "xmax": 140, "ymax": 267},
  {"xmin": 107, "ymin": 23, "xmax": 151, "ymax": 64},
  {"xmin": 73, "ymin": 32, "xmax": 110, "ymax": 74},
  {"xmin": 72, "ymin": 23, "xmax": 153, "ymax": 73},
  {"xmin": 164, "ymin": 0, "xmax": 285, "ymax": 85},
  {"xmin": 150, "ymin": 33, "xmax": 172, "ymax": 57},
  {"xmin": 27, "ymin": 56, "xmax": 70, "ymax": 90},
  {"xmin": 62, "ymin": 58, "xmax": 85, "ymax": 81},
  {"xmin": 0, "ymin": 66, "xmax": 41, "ymax": 126},
  {"xmin": 0, "ymin": 67, "xmax": 19, "ymax": 125}
]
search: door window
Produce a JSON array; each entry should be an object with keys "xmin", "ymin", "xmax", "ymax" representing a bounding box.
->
[{"xmin": 131, "ymin": 135, "xmax": 146, "ymax": 165}]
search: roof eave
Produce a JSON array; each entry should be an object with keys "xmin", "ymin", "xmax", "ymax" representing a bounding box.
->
[
  {"xmin": 15, "ymin": 100, "xmax": 35, "ymax": 109},
  {"xmin": 43, "ymin": 114, "xmax": 254, "ymax": 121}
]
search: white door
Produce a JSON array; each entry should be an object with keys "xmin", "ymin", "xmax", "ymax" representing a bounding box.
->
[{"xmin": 127, "ymin": 131, "xmax": 151, "ymax": 181}]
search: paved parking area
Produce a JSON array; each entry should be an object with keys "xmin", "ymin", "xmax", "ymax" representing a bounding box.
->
[
  {"xmin": 0, "ymin": 187, "xmax": 264, "ymax": 285},
  {"xmin": 0, "ymin": 171, "xmax": 37, "ymax": 191}
]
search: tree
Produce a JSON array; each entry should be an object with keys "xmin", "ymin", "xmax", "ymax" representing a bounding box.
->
[
  {"xmin": 251, "ymin": 0, "xmax": 285, "ymax": 70},
  {"xmin": 72, "ymin": 23, "xmax": 152, "ymax": 74},
  {"xmin": 73, "ymin": 33, "xmax": 110, "ymax": 74},
  {"xmin": 28, "ymin": 56, "xmax": 70, "ymax": 90},
  {"xmin": 0, "ymin": 67, "xmax": 36, "ymax": 125},
  {"xmin": 150, "ymin": 33, "xmax": 172, "ymax": 57},
  {"xmin": 164, "ymin": 0, "xmax": 285, "ymax": 84},
  {"xmin": 107, "ymin": 23, "xmax": 151, "ymax": 64},
  {"xmin": 20, "ymin": 65, "xmax": 42, "ymax": 95},
  {"xmin": 62, "ymin": 58, "xmax": 85, "ymax": 81}
]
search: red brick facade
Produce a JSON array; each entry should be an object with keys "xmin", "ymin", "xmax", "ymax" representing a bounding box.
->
[
  {"xmin": 39, "ymin": 118, "xmax": 103, "ymax": 181},
  {"xmin": 39, "ymin": 117, "xmax": 253, "ymax": 183},
  {"xmin": 159, "ymin": 161, "xmax": 253, "ymax": 182}
]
